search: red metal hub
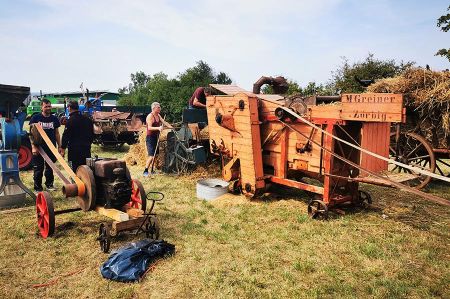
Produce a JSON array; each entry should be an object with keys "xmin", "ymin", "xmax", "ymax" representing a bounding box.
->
[
  {"xmin": 129, "ymin": 179, "xmax": 147, "ymax": 212},
  {"xmin": 36, "ymin": 191, "xmax": 55, "ymax": 238}
]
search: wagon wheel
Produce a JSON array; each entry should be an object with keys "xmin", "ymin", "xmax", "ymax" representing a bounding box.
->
[
  {"xmin": 36, "ymin": 191, "xmax": 55, "ymax": 238},
  {"xmin": 307, "ymin": 199, "xmax": 328, "ymax": 220},
  {"xmin": 76, "ymin": 165, "xmax": 96, "ymax": 211},
  {"xmin": 354, "ymin": 190, "xmax": 372, "ymax": 208},
  {"xmin": 435, "ymin": 156, "xmax": 450, "ymax": 178},
  {"xmin": 389, "ymin": 132, "xmax": 436, "ymax": 189},
  {"xmin": 144, "ymin": 216, "xmax": 160, "ymax": 239},
  {"xmin": 130, "ymin": 179, "xmax": 147, "ymax": 212},
  {"xmin": 98, "ymin": 223, "xmax": 111, "ymax": 253}
]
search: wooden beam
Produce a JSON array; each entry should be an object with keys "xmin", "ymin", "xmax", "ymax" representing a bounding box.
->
[{"xmin": 95, "ymin": 206, "xmax": 129, "ymax": 222}]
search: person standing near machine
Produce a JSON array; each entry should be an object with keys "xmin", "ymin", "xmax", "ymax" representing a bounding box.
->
[
  {"xmin": 30, "ymin": 99, "xmax": 62, "ymax": 192},
  {"xmin": 143, "ymin": 102, "xmax": 173, "ymax": 176},
  {"xmin": 60, "ymin": 100, "xmax": 94, "ymax": 172}
]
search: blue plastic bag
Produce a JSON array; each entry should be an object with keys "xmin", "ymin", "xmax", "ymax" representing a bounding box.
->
[{"xmin": 100, "ymin": 239, "xmax": 175, "ymax": 282}]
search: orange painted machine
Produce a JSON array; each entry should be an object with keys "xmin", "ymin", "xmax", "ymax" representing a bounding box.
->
[{"xmin": 206, "ymin": 84, "xmax": 449, "ymax": 218}]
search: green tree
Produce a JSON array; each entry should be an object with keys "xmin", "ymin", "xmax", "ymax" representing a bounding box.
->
[
  {"xmin": 329, "ymin": 54, "xmax": 414, "ymax": 93},
  {"xmin": 118, "ymin": 61, "xmax": 233, "ymax": 122},
  {"xmin": 436, "ymin": 5, "xmax": 450, "ymax": 61}
]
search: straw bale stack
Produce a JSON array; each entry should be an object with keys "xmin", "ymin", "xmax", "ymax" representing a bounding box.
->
[{"xmin": 367, "ymin": 68, "xmax": 450, "ymax": 148}]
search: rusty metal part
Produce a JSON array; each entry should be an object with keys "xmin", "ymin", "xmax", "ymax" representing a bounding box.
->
[
  {"xmin": 62, "ymin": 184, "xmax": 78, "ymax": 197},
  {"xmin": 253, "ymin": 76, "xmax": 289, "ymax": 94},
  {"xmin": 76, "ymin": 165, "xmax": 96, "ymax": 211},
  {"xmin": 308, "ymin": 199, "xmax": 328, "ymax": 220}
]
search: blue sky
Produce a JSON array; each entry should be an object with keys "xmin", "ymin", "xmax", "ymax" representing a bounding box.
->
[{"xmin": 0, "ymin": 0, "xmax": 449, "ymax": 93}]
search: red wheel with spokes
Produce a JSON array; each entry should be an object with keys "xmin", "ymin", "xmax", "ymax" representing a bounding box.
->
[
  {"xmin": 36, "ymin": 191, "xmax": 55, "ymax": 238},
  {"xmin": 130, "ymin": 179, "xmax": 147, "ymax": 212},
  {"xmin": 18, "ymin": 145, "xmax": 32, "ymax": 170}
]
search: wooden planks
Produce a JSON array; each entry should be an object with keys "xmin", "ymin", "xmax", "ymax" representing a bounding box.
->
[
  {"xmin": 359, "ymin": 122, "xmax": 390, "ymax": 175},
  {"xmin": 341, "ymin": 93, "xmax": 403, "ymax": 122}
]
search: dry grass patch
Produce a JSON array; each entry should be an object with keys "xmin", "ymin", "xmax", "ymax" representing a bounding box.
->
[{"xmin": 0, "ymin": 145, "xmax": 448, "ymax": 298}]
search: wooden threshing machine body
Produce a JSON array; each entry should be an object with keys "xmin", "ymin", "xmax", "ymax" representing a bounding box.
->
[{"xmin": 206, "ymin": 85, "xmax": 404, "ymax": 207}]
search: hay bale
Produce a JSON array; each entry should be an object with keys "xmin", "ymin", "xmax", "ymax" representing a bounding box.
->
[{"xmin": 367, "ymin": 68, "xmax": 450, "ymax": 148}]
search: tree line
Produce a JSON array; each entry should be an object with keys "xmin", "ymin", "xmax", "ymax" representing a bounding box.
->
[{"xmin": 119, "ymin": 6, "xmax": 448, "ymax": 122}]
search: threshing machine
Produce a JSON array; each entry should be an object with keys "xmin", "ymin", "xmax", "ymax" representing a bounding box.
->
[{"xmin": 206, "ymin": 84, "xmax": 450, "ymax": 218}]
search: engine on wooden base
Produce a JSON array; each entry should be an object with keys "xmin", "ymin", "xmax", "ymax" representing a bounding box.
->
[{"xmin": 86, "ymin": 157, "xmax": 132, "ymax": 210}]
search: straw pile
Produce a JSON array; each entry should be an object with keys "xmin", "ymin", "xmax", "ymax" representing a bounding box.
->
[
  {"xmin": 124, "ymin": 129, "xmax": 170, "ymax": 168},
  {"xmin": 367, "ymin": 67, "xmax": 450, "ymax": 148}
]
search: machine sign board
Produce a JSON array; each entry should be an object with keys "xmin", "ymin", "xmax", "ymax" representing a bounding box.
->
[{"xmin": 341, "ymin": 93, "xmax": 404, "ymax": 122}]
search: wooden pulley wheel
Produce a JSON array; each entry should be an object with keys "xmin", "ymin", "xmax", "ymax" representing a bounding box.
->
[
  {"xmin": 29, "ymin": 124, "xmax": 44, "ymax": 146},
  {"xmin": 76, "ymin": 165, "xmax": 96, "ymax": 211}
]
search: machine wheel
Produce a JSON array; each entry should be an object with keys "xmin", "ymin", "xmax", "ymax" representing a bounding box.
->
[
  {"xmin": 130, "ymin": 179, "xmax": 147, "ymax": 212},
  {"xmin": 76, "ymin": 165, "xmax": 96, "ymax": 211},
  {"xmin": 18, "ymin": 136, "xmax": 33, "ymax": 171},
  {"xmin": 36, "ymin": 191, "xmax": 55, "ymax": 238},
  {"xmin": 389, "ymin": 132, "xmax": 436, "ymax": 189},
  {"xmin": 98, "ymin": 223, "xmax": 111, "ymax": 253},
  {"xmin": 144, "ymin": 216, "xmax": 160, "ymax": 239},
  {"xmin": 307, "ymin": 199, "xmax": 328, "ymax": 220},
  {"xmin": 355, "ymin": 190, "xmax": 372, "ymax": 208}
]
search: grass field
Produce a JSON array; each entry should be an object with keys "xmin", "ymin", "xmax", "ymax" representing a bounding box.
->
[{"xmin": 0, "ymin": 144, "xmax": 449, "ymax": 298}]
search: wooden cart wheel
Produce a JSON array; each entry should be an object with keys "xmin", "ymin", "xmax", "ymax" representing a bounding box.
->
[
  {"xmin": 36, "ymin": 191, "xmax": 55, "ymax": 238},
  {"xmin": 130, "ymin": 179, "xmax": 147, "ymax": 212},
  {"xmin": 307, "ymin": 199, "xmax": 328, "ymax": 220},
  {"xmin": 98, "ymin": 223, "xmax": 111, "ymax": 253},
  {"xmin": 145, "ymin": 216, "xmax": 160, "ymax": 240},
  {"xmin": 389, "ymin": 132, "xmax": 436, "ymax": 189},
  {"xmin": 76, "ymin": 165, "xmax": 96, "ymax": 211}
]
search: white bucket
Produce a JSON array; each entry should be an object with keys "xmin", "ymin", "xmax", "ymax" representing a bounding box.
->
[{"xmin": 196, "ymin": 178, "xmax": 229, "ymax": 200}]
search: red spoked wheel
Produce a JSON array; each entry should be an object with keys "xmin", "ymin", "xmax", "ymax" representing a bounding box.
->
[
  {"xmin": 18, "ymin": 145, "xmax": 33, "ymax": 170},
  {"xmin": 129, "ymin": 179, "xmax": 147, "ymax": 212},
  {"xmin": 36, "ymin": 191, "xmax": 55, "ymax": 238}
]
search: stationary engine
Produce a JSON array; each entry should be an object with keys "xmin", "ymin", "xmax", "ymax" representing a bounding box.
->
[{"xmin": 86, "ymin": 157, "xmax": 132, "ymax": 209}]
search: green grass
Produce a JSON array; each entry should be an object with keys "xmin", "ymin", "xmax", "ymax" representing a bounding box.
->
[{"xmin": 0, "ymin": 144, "xmax": 449, "ymax": 298}]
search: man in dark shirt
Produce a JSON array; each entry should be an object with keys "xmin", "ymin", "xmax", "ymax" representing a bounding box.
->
[
  {"xmin": 188, "ymin": 87, "xmax": 211, "ymax": 109},
  {"xmin": 30, "ymin": 99, "xmax": 62, "ymax": 192},
  {"xmin": 61, "ymin": 100, "xmax": 94, "ymax": 172}
]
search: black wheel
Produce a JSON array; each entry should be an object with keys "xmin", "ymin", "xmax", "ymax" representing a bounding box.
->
[
  {"xmin": 98, "ymin": 223, "xmax": 111, "ymax": 253},
  {"xmin": 307, "ymin": 199, "xmax": 328, "ymax": 220},
  {"xmin": 389, "ymin": 132, "xmax": 436, "ymax": 189},
  {"xmin": 144, "ymin": 216, "xmax": 160, "ymax": 239},
  {"xmin": 355, "ymin": 190, "xmax": 372, "ymax": 208}
]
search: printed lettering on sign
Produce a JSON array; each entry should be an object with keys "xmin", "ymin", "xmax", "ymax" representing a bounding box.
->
[{"xmin": 341, "ymin": 93, "xmax": 403, "ymax": 122}]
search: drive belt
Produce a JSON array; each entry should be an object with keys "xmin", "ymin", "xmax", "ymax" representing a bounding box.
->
[{"xmin": 34, "ymin": 123, "xmax": 85, "ymax": 196}]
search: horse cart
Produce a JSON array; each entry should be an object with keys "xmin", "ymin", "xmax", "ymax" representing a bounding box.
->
[{"xmin": 31, "ymin": 124, "xmax": 161, "ymax": 252}]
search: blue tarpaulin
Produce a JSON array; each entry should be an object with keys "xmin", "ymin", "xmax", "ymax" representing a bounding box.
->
[{"xmin": 100, "ymin": 239, "xmax": 175, "ymax": 282}]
